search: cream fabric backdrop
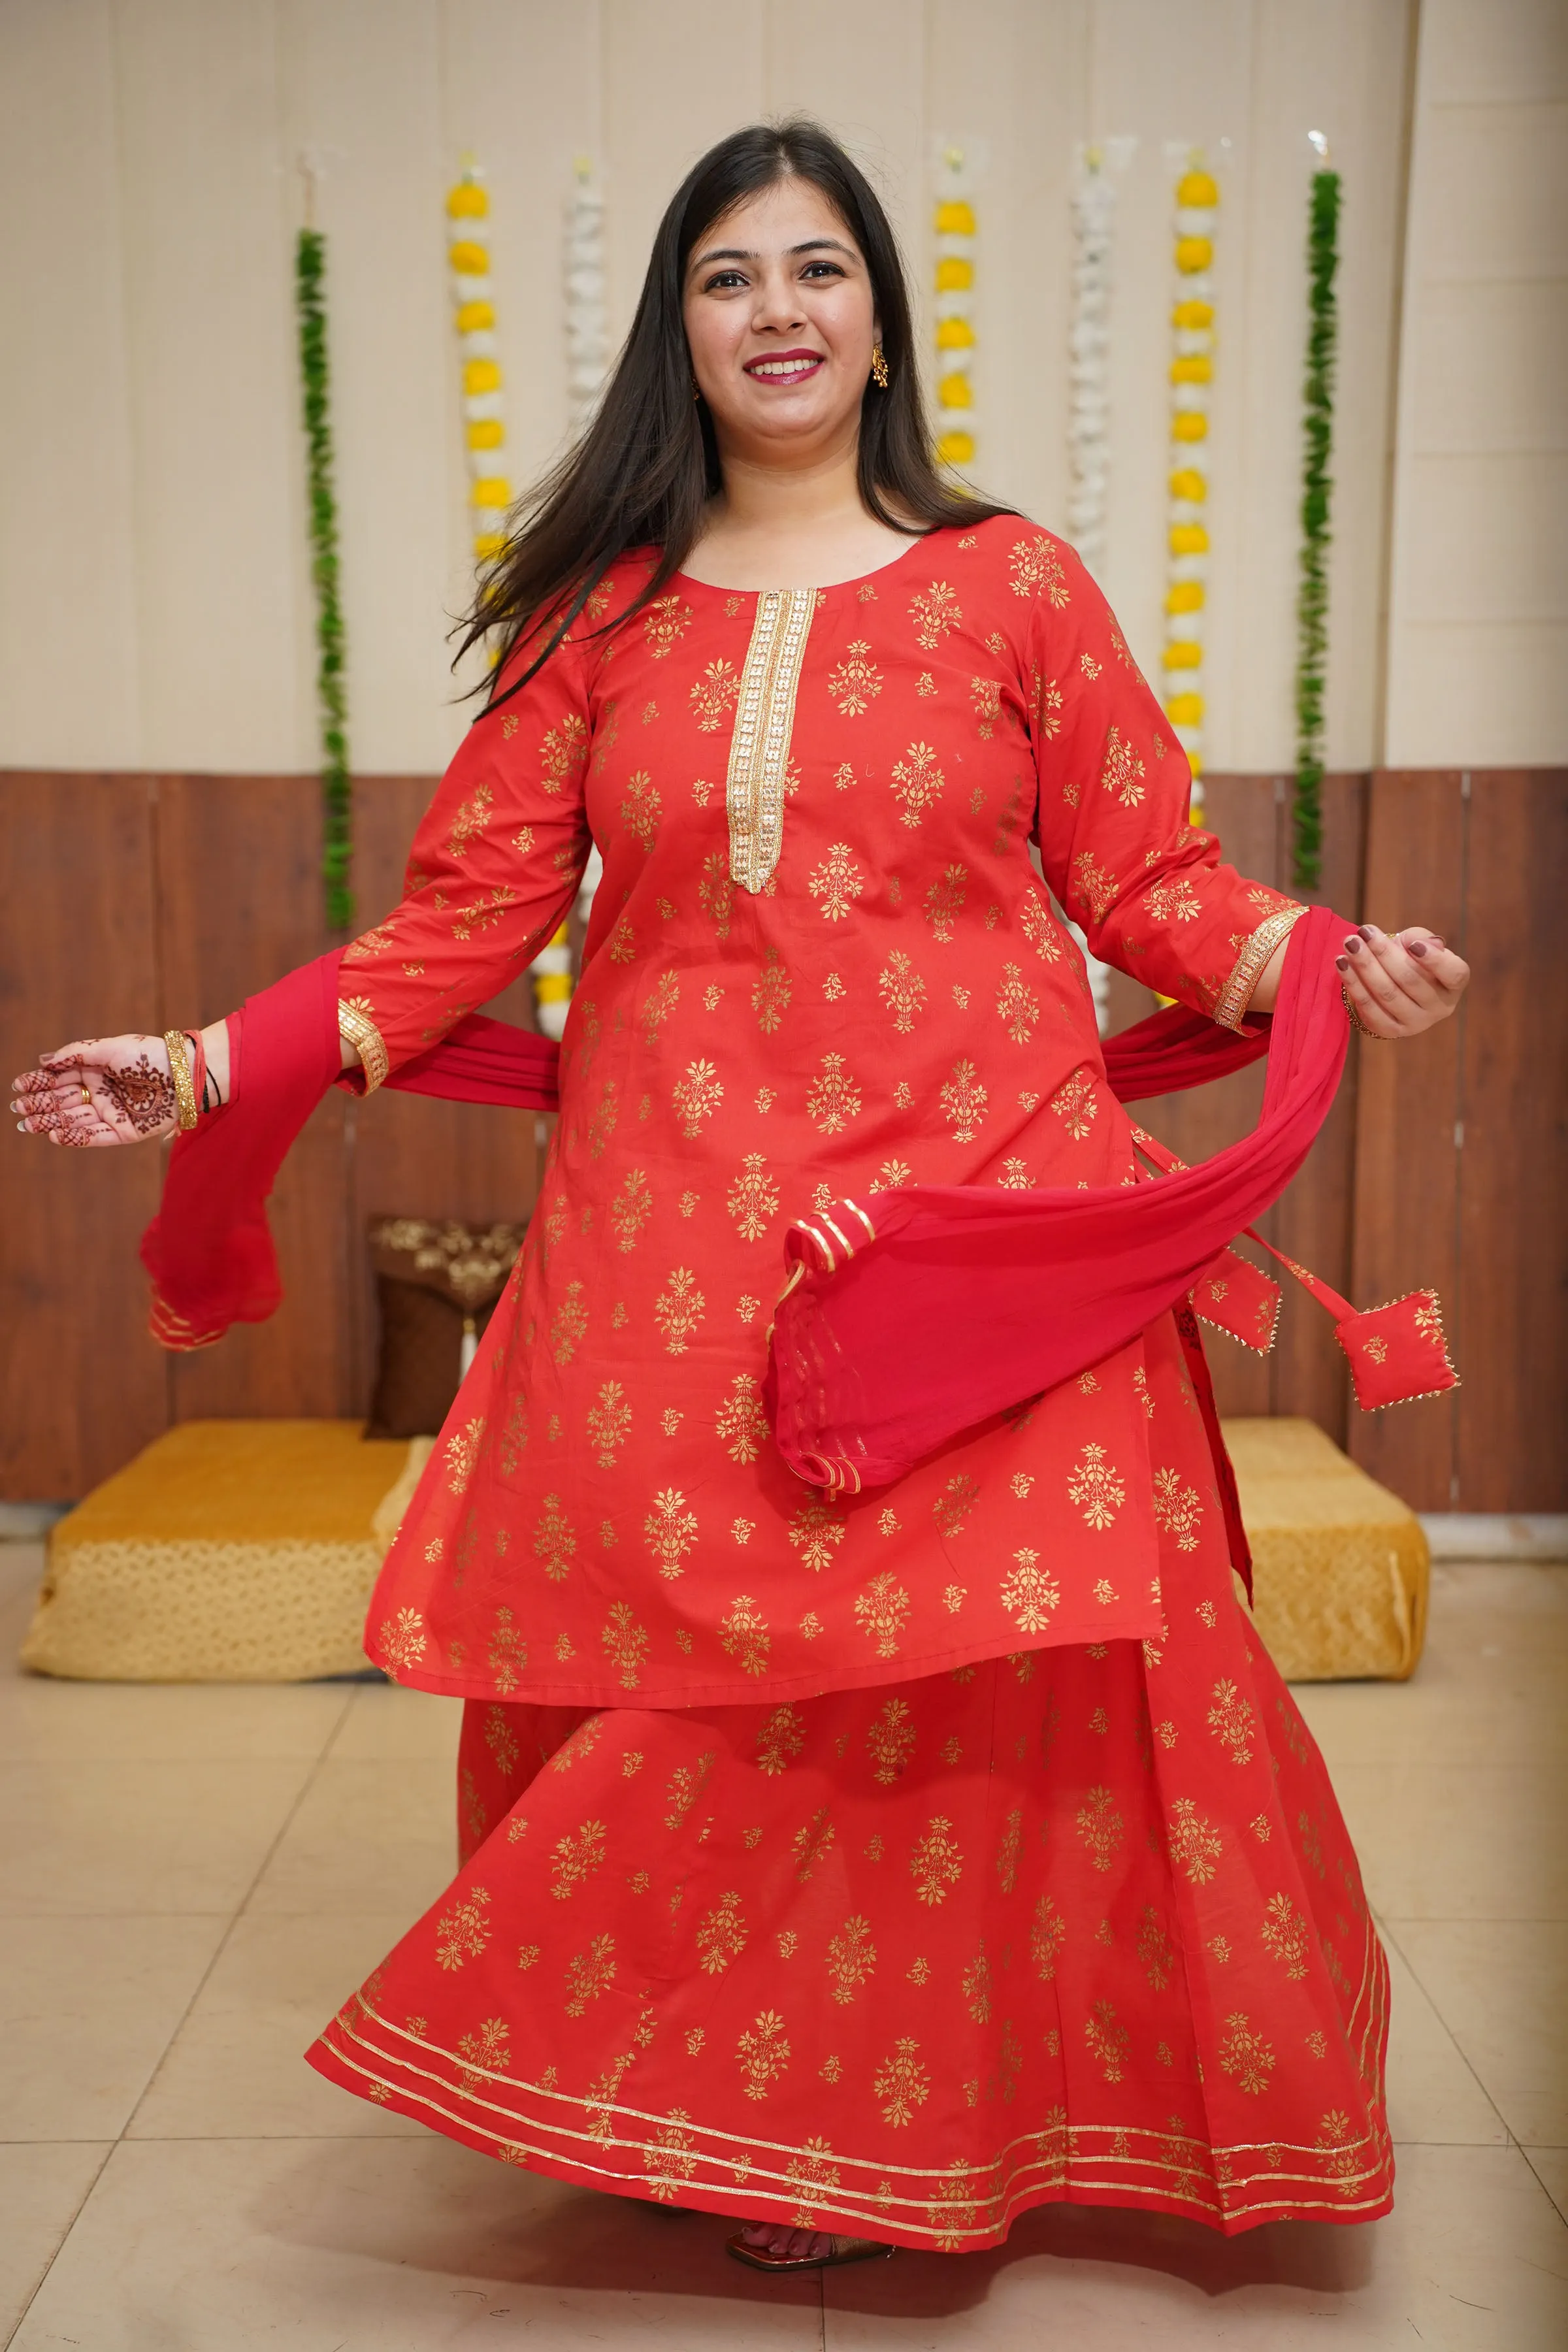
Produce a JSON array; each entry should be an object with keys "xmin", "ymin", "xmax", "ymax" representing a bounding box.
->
[{"xmin": 0, "ymin": 0, "xmax": 1558, "ymax": 781}]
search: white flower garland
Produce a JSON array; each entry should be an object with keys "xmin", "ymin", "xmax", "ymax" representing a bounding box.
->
[
  {"xmin": 1162, "ymin": 159, "xmax": 1219, "ymax": 825},
  {"xmin": 1066, "ymin": 147, "xmax": 1117, "ymax": 581},
  {"xmin": 564, "ymin": 158, "xmax": 609, "ymax": 438},
  {"xmin": 933, "ymin": 147, "xmax": 977, "ymax": 470}
]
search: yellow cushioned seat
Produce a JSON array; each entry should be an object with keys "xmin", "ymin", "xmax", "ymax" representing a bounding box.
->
[
  {"xmin": 21, "ymin": 1420, "xmax": 412, "ymax": 1682},
  {"xmin": 1223, "ymin": 1416, "xmax": 1429, "ymax": 1680}
]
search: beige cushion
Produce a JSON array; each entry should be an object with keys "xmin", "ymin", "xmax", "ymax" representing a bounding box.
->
[{"xmin": 1223, "ymin": 1416, "xmax": 1429, "ymax": 1680}]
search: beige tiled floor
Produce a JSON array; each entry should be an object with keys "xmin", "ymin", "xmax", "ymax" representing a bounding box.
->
[{"xmin": 1, "ymin": 1541, "xmax": 1564, "ymax": 2349}]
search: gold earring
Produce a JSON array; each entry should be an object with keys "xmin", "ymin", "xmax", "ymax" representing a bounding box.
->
[{"xmin": 870, "ymin": 344, "xmax": 889, "ymax": 390}]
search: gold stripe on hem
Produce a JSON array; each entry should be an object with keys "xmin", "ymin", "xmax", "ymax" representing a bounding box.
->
[
  {"xmin": 725, "ymin": 587, "xmax": 816, "ymax": 894},
  {"xmin": 318, "ymin": 2021, "xmax": 1392, "ymax": 2240},
  {"xmin": 1214, "ymin": 903, "xmax": 1307, "ymax": 1030}
]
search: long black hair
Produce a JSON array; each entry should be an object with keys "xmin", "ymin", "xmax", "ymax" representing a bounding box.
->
[{"xmin": 459, "ymin": 117, "xmax": 1012, "ymax": 712}]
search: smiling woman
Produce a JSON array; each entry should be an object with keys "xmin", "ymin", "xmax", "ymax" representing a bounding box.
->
[{"xmin": 12, "ymin": 113, "xmax": 1467, "ymax": 2289}]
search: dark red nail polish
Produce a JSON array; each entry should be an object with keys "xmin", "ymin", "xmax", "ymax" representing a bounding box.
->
[
  {"xmin": 1345, "ymin": 937, "xmax": 1362, "ymax": 955},
  {"xmin": 1357, "ymin": 924, "xmax": 1375, "ymax": 941},
  {"xmin": 1335, "ymin": 955, "xmax": 1348, "ymax": 972},
  {"xmin": 1409, "ymin": 941, "xmax": 1428, "ymax": 957}
]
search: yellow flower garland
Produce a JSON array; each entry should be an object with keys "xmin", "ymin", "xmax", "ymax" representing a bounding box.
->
[
  {"xmin": 1162, "ymin": 164, "xmax": 1218, "ymax": 823},
  {"xmin": 934, "ymin": 150, "xmax": 976, "ymax": 469},
  {"xmin": 446, "ymin": 165, "xmax": 511, "ymax": 563}
]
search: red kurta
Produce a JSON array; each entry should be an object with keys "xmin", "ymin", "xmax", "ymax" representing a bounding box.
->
[{"xmin": 308, "ymin": 517, "xmax": 1391, "ymax": 2238}]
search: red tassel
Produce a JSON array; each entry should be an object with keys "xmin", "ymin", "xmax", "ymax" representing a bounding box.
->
[
  {"xmin": 1190, "ymin": 1245, "xmax": 1282, "ymax": 1356},
  {"xmin": 1335, "ymin": 1289, "xmax": 1460, "ymax": 1413}
]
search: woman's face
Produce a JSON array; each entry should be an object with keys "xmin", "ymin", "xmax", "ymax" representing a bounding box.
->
[{"xmin": 683, "ymin": 178, "xmax": 879, "ymax": 464}]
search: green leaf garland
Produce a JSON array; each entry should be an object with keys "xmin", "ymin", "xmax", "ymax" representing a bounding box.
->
[
  {"xmin": 295, "ymin": 228, "xmax": 353, "ymax": 929},
  {"xmin": 1292, "ymin": 169, "xmax": 1340, "ymax": 890}
]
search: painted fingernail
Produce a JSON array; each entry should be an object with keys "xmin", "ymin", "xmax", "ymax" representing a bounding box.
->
[
  {"xmin": 1409, "ymin": 941, "xmax": 1428, "ymax": 957},
  {"xmin": 1357, "ymin": 924, "xmax": 1375, "ymax": 941},
  {"xmin": 1335, "ymin": 955, "xmax": 1349, "ymax": 972},
  {"xmin": 1345, "ymin": 937, "xmax": 1362, "ymax": 955}
]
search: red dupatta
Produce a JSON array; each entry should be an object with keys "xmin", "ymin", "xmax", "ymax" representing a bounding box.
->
[
  {"xmin": 762, "ymin": 907, "xmax": 1458, "ymax": 1494},
  {"xmin": 140, "ymin": 912, "xmax": 1456, "ymax": 1472}
]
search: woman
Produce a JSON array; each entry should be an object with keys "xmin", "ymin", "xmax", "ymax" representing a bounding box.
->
[{"xmin": 14, "ymin": 121, "xmax": 1467, "ymax": 2270}]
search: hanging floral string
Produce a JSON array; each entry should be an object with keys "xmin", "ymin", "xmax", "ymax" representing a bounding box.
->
[
  {"xmin": 295, "ymin": 226, "xmax": 352, "ymax": 928},
  {"xmin": 564, "ymin": 157, "xmax": 609, "ymax": 437},
  {"xmin": 1065, "ymin": 144, "xmax": 1120, "ymax": 581},
  {"xmin": 1293, "ymin": 155, "xmax": 1340, "ymax": 889},
  {"xmin": 446, "ymin": 160, "xmax": 576, "ymax": 1039},
  {"xmin": 933, "ymin": 147, "xmax": 976, "ymax": 470},
  {"xmin": 446, "ymin": 163, "xmax": 512, "ymax": 563},
  {"xmin": 1161, "ymin": 159, "xmax": 1218, "ymax": 828}
]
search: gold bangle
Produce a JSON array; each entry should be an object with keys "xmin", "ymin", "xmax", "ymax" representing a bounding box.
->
[
  {"xmin": 162, "ymin": 1030, "xmax": 200, "ymax": 1130},
  {"xmin": 336, "ymin": 998, "xmax": 389, "ymax": 1092},
  {"xmin": 1214, "ymin": 903, "xmax": 1307, "ymax": 1030},
  {"xmin": 1341, "ymin": 983, "xmax": 1390, "ymax": 1040}
]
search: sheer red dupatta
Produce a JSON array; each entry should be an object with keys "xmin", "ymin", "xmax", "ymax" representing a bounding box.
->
[
  {"xmin": 140, "ymin": 952, "xmax": 561, "ymax": 1350},
  {"xmin": 762, "ymin": 906, "xmax": 1458, "ymax": 1497}
]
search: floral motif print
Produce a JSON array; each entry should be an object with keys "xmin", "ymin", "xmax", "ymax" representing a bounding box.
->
[
  {"xmin": 827, "ymin": 640, "xmax": 883, "ymax": 715},
  {"xmin": 690, "ymin": 660, "xmax": 741, "ymax": 730},
  {"xmin": 890, "ymin": 742, "xmax": 945, "ymax": 829},
  {"xmin": 807, "ymin": 842, "xmax": 865, "ymax": 921},
  {"xmin": 909, "ymin": 581, "xmax": 962, "ymax": 648}
]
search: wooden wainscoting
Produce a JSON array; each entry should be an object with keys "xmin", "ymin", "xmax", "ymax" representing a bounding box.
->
[
  {"xmin": 1, "ymin": 773, "xmax": 542, "ymax": 1498},
  {"xmin": 3, "ymin": 766, "xmax": 1563, "ymax": 1507}
]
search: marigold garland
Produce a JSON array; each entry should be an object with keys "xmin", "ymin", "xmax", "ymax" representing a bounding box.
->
[
  {"xmin": 933, "ymin": 148, "xmax": 977, "ymax": 470},
  {"xmin": 1161, "ymin": 161, "xmax": 1218, "ymax": 827},
  {"xmin": 445, "ymin": 163, "xmax": 578, "ymax": 1039},
  {"xmin": 295, "ymin": 228, "xmax": 353, "ymax": 928},
  {"xmin": 1293, "ymin": 167, "xmax": 1340, "ymax": 890}
]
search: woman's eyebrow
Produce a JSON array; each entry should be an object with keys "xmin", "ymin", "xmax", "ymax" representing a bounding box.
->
[{"xmin": 689, "ymin": 237, "xmax": 858, "ymax": 270}]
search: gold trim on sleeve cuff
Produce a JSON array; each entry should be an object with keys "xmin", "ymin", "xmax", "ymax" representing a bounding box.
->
[
  {"xmin": 1214, "ymin": 904, "xmax": 1307, "ymax": 1030},
  {"xmin": 337, "ymin": 999, "xmax": 390, "ymax": 1092}
]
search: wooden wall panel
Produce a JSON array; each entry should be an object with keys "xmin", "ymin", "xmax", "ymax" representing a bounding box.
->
[
  {"xmin": 1453, "ymin": 771, "xmax": 1567, "ymax": 1509},
  {"xmin": 1347, "ymin": 773, "xmax": 1468, "ymax": 1509},
  {"xmin": 1102, "ymin": 773, "xmax": 1370, "ymax": 1430},
  {"xmin": 1269, "ymin": 770, "xmax": 1369, "ymax": 1439},
  {"xmin": 154, "ymin": 775, "xmax": 354, "ymax": 1422},
  {"xmin": 3, "ymin": 766, "xmax": 1561, "ymax": 1511},
  {"xmin": 0, "ymin": 777, "xmax": 167, "ymax": 1495}
]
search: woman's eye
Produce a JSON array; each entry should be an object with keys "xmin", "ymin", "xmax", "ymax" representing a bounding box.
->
[
  {"xmin": 801, "ymin": 262, "xmax": 845, "ymax": 280},
  {"xmin": 704, "ymin": 270, "xmax": 748, "ymax": 292}
]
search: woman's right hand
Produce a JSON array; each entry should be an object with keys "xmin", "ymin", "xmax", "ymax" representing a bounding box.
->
[{"xmin": 12, "ymin": 1034, "xmax": 188, "ymax": 1147}]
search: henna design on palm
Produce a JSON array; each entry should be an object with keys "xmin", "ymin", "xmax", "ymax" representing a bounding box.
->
[{"xmin": 101, "ymin": 1054, "xmax": 176, "ymax": 1135}]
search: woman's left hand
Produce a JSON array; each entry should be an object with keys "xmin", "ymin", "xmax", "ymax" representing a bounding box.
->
[{"xmin": 1338, "ymin": 923, "xmax": 1469, "ymax": 1039}]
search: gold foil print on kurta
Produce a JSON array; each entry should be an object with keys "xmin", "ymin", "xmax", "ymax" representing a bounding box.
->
[{"xmin": 726, "ymin": 588, "xmax": 815, "ymax": 894}]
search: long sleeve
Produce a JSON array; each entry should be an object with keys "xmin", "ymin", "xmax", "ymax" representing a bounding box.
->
[
  {"xmin": 336, "ymin": 634, "xmax": 595, "ymax": 1085},
  {"xmin": 1022, "ymin": 539, "xmax": 1302, "ymax": 1025}
]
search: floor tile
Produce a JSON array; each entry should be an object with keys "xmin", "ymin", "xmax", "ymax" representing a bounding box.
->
[
  {"xmin": 0, "ymin": 2140, "xmax": 111, "ymax": 2340},
  {"xmin": 1525, "ymin": 2148, "xmax": 1568, "ymax": 2225},
  {"xmin": 330, "ymin": 1682, "xmax": 465, "ymax": 1761},
  {"xmin": 1388, "ymin": 1918, "xmax": 1568, "ymax": 2146},
  {"xmin": 1329, "ymin": 1761, "xmax": 1567, "ymax": 1921},
  {"xmin": 0, "ymin": 1912, "xmax": 229, "ymax": 2140},
  {"xmin": 819, "ymin": 2143, "xmax": 1568, "ymax": 2349},
  {"xmin": 10, "ymin": 2136, "xmax": 825, "ymax": 2349},
  {"xmin": 0, "ymin": 1757, "xmax": 317, "ymax": 1916},
  {"xmin": 129, "ymin": 1912, "xmax": 425, "ymax": 2140},
  {"xmin": 1296, "ymin": 1565, "xmax": 1568, "ymax": 1770},
  {"xmin": 1379, "ymin": 1932, "xmax": 1507, "ymax": 2146},
  {"xmin": 244, "ymin": 1757, "xmax": 457, "ymax": 1918},
  {"xmin": 0, "ymin": 1673, "xmax": 352, "ymax": 1764}
]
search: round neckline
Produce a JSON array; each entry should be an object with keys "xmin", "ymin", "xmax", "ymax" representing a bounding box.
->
[{"xmin": 673, "ymin": 524, "xmax": 948, "ymax": 604}]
